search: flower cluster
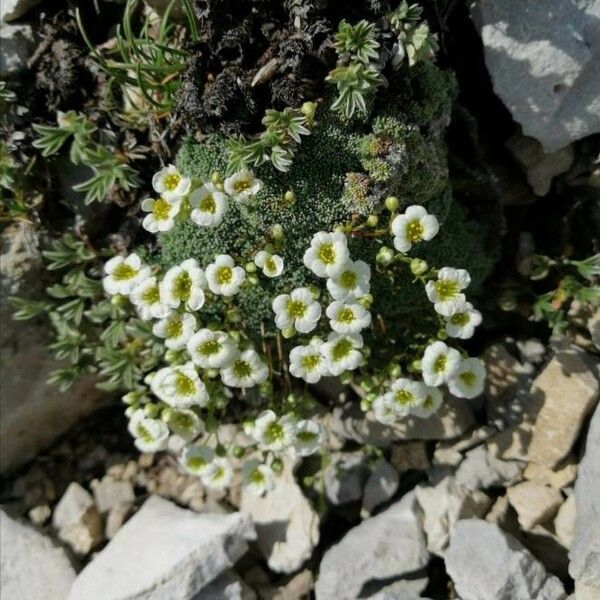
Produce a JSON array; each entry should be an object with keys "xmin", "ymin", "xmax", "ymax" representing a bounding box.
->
[{"xmin": 102, "ymin": 151, "xmax": 485, "ymax": 495}]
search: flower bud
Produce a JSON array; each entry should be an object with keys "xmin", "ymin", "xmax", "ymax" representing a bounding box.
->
[
  {"xmin": 385, "ymin": 196, "xmax": 399, "ymax": 212},
  {"xmin": 271, "ymin": 458, "xmax": 283, "ymax": 474},
  {"xmin": 301, "ymin": 101, "xmax": 317, "ymax": 124},
  {"xmin": 339, "ymin": 371, "xmax": 354, "ymax": 385},
  {"xmin": 215, "ymin": 443, "xmax": 227, "ymax": 457},
  {"xmin": 210, "ymin": 171, "xmax": 222, "ymax": 185},
  {"xmin": 282, "ymin": 327, "xmax": 295, "ymax": 339},
  {"xmin": 205, "ymin": 368, "xmax": 220, "ymax": 379},
  {"xmin": 144, "ymin": 403, "xmax": 160, "ymax": 419},
  {"xmin": 271, "ymin": 224, "xmax": 284, "ymax": 240},
  {"xmin": 247, "ymin": 274, "xmax": 259, "ymax": 286},
  {"xmin": 226, "ymin": 308, "xmax": 241, "ymax": 322},
  {"xmin": 357, "ymin": 293, "xmax": 373, "ymax": 308},
  {"xmin": 366, "ymin": 214, "xmax": 379, "ymax": 227},
  {"xmin": 245, "ymin": 261, "xmax": 257, "ymax": 273},
  {"xmin": 308, "ymin": 285, "xmax": 321, "ymax": 299},
  {"xmin": 284, "ymin": 190, "xmax": 296, "ymax": 204},
  {"xmin": 387, "ymin": 363, "xmax": 402, "ymax": 378},
  {"xmin": 376, "ymin": 246, "xmax": 394, "ymax": 266},
  {"xmin": 233, "ymin": 445, "xmax": 245, "ymax": 459},
  {"xmin": 410, "ymin": 258, "xmax": 428, "ymax": 276}
]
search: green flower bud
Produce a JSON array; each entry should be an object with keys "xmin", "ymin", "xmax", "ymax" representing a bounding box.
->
[
  {"xmin": 282, "ymin": 327, "xmax": 295, "ymax": 339},
  {"xmin": 411, "ymin": 359, "xmax": 422, "ymax": 372},
  {"xmin": 385, "ymin": 196, "xmax": 399, "ymax": 212},
  {"xmin": 271, "ymin": 224, "xmax": 284, "ymax": 240},
  {"xmin": 437, "ymin": 329, "xmax": 448, "ymax": 340},
  {"xmin": 215, "ymin": 443, "xmax": 227, "ymax": 457},
  {"xmin": 387, "ymin": 363, "xmax": 402, "ymax": 378},
  {"xmin": 144, "ymin": 403, "xmax": 160, "ymax": 419},
  {"xmin": 366, "ymin": 214, "xmax": 379, "ymax": 227},
  {"xmin": 245, "ymin": 262, "xmax": 257, "ymax": 273},
  {"xmin": 205, "ymin": 368, "xmax": 220, "ymax": 379},
  {"xmin": 357, "ymin": 294, "xmax": 373, "ymax": 308},
  {"xmin": 226, "ymin": 308, "xmax": 241, "ymax": 322},
  {"xmin": 232, "ymin": 445, "xmax": 245, "ymax": 459},
  {"xmin": 271, "ymin": 458, "xmax": 283, "ymax": 474},
  {"xmin": 111, "ymin": 294, "xmax": 126, "ymax": 307},
  {"xmin": 301, "ymin": 101, "xmax": 317, "ymax": 124},
  {"xmin": 165, "ymin": 349, "xmax": 184, "ymax": 364},
  {"xmin": 210, "ymin": 171, "xmax": 222, "ymax": 185},
  {"xmin": 259, "ymin": 380, "xmax": 273, "ymax": 397},
  {"xmin": 376, "ymin": 246, "xmax": 394, "ymax": 266},
  {"xmin": 339, "ymin": 371, "xmax": 354, "ymax": 385},
  {"xmin": 284, "ymin": 190, "xmax": 296, "ymax": 204},
  {"xmin": 247, "ymin": 274, "xmax": 259, "ymax": 286},
  {"xmin": 410, "ymin": 258, "xmax": 428, "ymax": 276},
  {"xmin": 308, "ymin": 285, "xmax": 321, "ymax": 299}
]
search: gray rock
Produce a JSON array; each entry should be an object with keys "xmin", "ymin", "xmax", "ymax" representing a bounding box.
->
[
  {"xmin": 472, "ymin": 0, "xmax": 600, "ymax": 153},
  {"xmin": 53, "ymin": 482, "xmax": 103, "ymax": 555},
  {"xmin": 0, "ymin": 22, "xmax": 34, "ymax": 77},
  {"xmin": 506, "ymin": 481, "xmax": 563, "ymax": 529},
  {"xmin": 240, "ymin": 459, "xmax": 319, "ymax": 574},
  {"xmin": 362, "ymin": 573, "xmax": 429, "ymax": 599},
  {"xmin": 315, "ymin": 492, "xmax": 429, "ymax": 600},
  {"xmin": 445, "ymin": 520, "xmax": 566, "ymax": 600},
  {"xmin": 554, "ymin": 494, "xmax": 576, "ymax": 549},
  {"xmin": 517, "ymin": 338, "xmax": 547, "ymax": 366},
  {"xmin": 68, "ymin": 496, "xmax": 256, "ymax": 600},
  {"xmin": 91, "ymin": 477, "xmax": 135, "ymax": 513},
  {"xmin": 192, "ymin": 571, "xmax": 256, "ymax": 600},
  {"xmin": 328, "ymin": 396, "xmax": 474, "ymax": 447},
  {"xmin": 1, "ymin": 0, "xmax": 42, "ymax": 21},
  {"xmin": 324, "ymin": 451, "xmax": 368, "ymax": 505},
  {"xmin": 569, "ymin": 403, "xmax": 600, "ymax": 588},
  {"xmin": 1, "ymin": 510, "xmax": 76, "ymax": 600},
  {"xmin": 455, "ymin": 445, "xmax": 524, "ymax": 491},
  {"xmin": 0, "ymin": 224, "xmax": 108, "ymax": 473},
  {"xmin": 362, "ymin": 458, "xmax": 399, "ymax": 516},
  {"xmin": 528, "ymin": 346, "xmax": 599, "ymax": 468},
  {"xmin": 415, "ymin": 476, "xmax": 491, "ymax": 555}
]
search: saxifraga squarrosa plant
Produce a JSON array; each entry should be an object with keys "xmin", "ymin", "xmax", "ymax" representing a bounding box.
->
[{"xmin": 18, "ymin": 3, "xmax": 495, "ymax": 495}]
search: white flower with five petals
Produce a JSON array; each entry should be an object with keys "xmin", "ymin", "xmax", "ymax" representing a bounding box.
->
[
  {"xmin": 160, "ymin": 259, "xmax": 206, "ymax": 311},
  {"xmin": 152, "ymin": 164, "xmax": 191, "ymax": 202},
  {"xmin": 391, "ymin": 205, "xmax": 439, "ymax": 252},
  {"xmin": 303, "ymin": 231, "xmax": 350, "ymax": 278},
  {"xmin": 205, "ymin": 254, "xmax": 246, "ymax": 296},
  {"xmin": 190, "ymin": 183, "xmax": 228, "ymax": 228},
  {"xmin": 103, "ymin": 254, "xmax": 150, "ymax": 296},
  {"xmin": 272, "ymin": 287, "xmax": 321, "ymax": 334}
]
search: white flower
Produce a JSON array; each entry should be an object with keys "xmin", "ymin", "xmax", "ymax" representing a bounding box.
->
[
  {"xmin": 130, "ymin": 276, "xmax": 171, "ymax": 320},
  {"xmin": 326, "ymin": 301, "xmax": 371, "ymax": 334},
  {"xmin": 223, "ymin": 169, "xmax": 262, "ymax": 203},
  {"xmin": 127, "ymin": 409, "xmax": 169, "ymax": 453},
  {"xmin": 205, "ymin": 254, "xmax": 246, "ymax": 296},
  {"xmin": 242, "ymin": 460, "xmax": 276, "ymax": 495},
  {"xmin": 293, "ymin": 419, "xmax": 324, "ymax": 456},
  {"xmin": 190, "ymin": 183, "xmax": 228, "ymax": 228},
  {"xmin": 187, "ymin": 329, "xmax": 238, "ymax": 369},
  {"xmin": 326, "ymin": 259, "xmax": 371, "ymax": 301},
  {"xmin": 425, "ymin": 268, "xmax": 471, "ymax": 317},
  {"xmin": 152, "ymin": 164, "xmax": 191, "ymax": 202},
  {"xmin": 251, "ymin": 410, "xmax": 296, "ymax": 452},
  {"xmin": 412, "ymin": 384, "xmax": 443, "ymax": 418},
  {"xmin": 202, "ymin": 457, "xmax": 233, "ymax": 490},
  {"xmin": 421, "ymin": 341, "xmax": 461, "ymax": 387},
  {"xmin": 321, "ymin": 332, "xmax": 363, "ymax": 376},
  {"xmin": 150, "ymin": 362, "xmax": 209, "ymax": 408},
  {"xmin": 386, "ymin": 377, "xmax": 426, "ymax": 416},
  {"xmin": 161, "ymin": 259, "xmax": 206, "ymax": 311},
  {"xmin": 152, "ymin": 312, "xmax": 196, "ymax": 349},
  {"xmin": 141, "ymin": 197, "xmax": 181, "ymax": 233},
  {"xmin": 103, "ymin": 254, "xmax": 150, "ymax": 296},
  {"xmin": 164, "ymin": 408, "xmax": 203, "ymax": 441},
  {"xmin": 391, "ymin": 205, "xmax": 439, "ymax": 252},
  {"xmin": 180, "ymin": 445, "xmax": 214, "ymax": 476},
  {"xmin": 448, "ymin": 357, "xmax": 486, "ymax": 399},
  {"xmin": 272, "ymin": 287, "xmax": 321, "ymax": 333},
  {"xmin": 254, "ymin": 250, "xmax": 284, "ymax": 278},
  {"xmin": 303, "ymin": 231, "xmax": 350, "ymax": 278},
  {"xmin": 221, "ymin": 349, "xmax": 268, "ymax": 388},
  {"xmin": 372, "ymin": 395, "xmax": 397, "ymax": 425},
  {"xmin": 444, "ymin": 302, "xmax": 482, "ymax": 339},
  {"xmin": 289, "ymin": 339, "xmax": 329, "ymax": 383}
]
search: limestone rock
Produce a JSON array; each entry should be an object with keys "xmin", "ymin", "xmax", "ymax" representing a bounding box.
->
[
  {"xmin": 240, "ymin": 460, "xmax": 319, "ymax": 574},
  {"xmin": 69, "ymin": 496, "xmax": 255, "ymax": 600},
  {"xmin": 315, "ymin": 492, "xmax": 429, "ymax": 600},
  {"xmin": 472, "ymin": 0, "xmax": 600, "ymax": 152},
  {"xmin": 362, "ymin": 573, "xmax": 429, "ymax": 599},
  {"xmin": 390, "ymin": 441, "xmax": 429, "ymax": 472},
  {"xmin": 91, "ymin": 477, "xmax": 135, "ymax": 513},
  {"xmin": 487, "ymin": 422, "xmax": 533, "ymax": 462},
  {"xmin": 554, "ymin": 494, "xmax": 576, "ymax": 549},
  {"xmin": 0, "ymin": 21, "xmax": 34, "ymax": 77},
  {"xmin": 1, "ymin": 0, "xmax": 42, "ymax": 21},
  {"xmin": 433, "ymin": 426, "xmax": 495, "ymax": 467},
  {"xmin": 1, "ymin": 510, "xmax": 76, "ymax": 600},
  {"xmin": 455, "ymin": 445, "xmax": 524, "ymax": 491},
  {"xmin": 323, "ymin": 451, "xmax": 368, "ymax": 505},
  {"xmin": 445, "ymin": 520, "xmax": 566, "ymax": 600},
  {"xmin": 523, "ymin": 458, "xmax": 577, "ymax": 490},
  {"xmin": 192, "ymin": 571, "xmax": 256, "ymax": 600},
  {"xmin": 53, "ymin": 482, "xmax": 103, "ymax": 555},
  {"xmin": 528, "ymin": 346, "xmax": 599, "ymax": 468},
  {"xmin": 362, "ymin": 458, "xmax": 399, "ymax": 516},
  {"xmin": 416, "ymin": 476, "xmax": 491, "ymax": 555},
  {"xmin": 569, "ymin": 403, "xmax": 600, "ymax": 589},
  {"xmin": 329, "ymin": 396, "xmax": 474, "ymax": 447},
  {"xmin": 506, "ymin": 481, "xmax": 563, "ymax": 530}
]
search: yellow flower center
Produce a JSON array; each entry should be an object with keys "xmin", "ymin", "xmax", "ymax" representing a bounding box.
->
[
  {"xmin": 135, "ymin": 422, "xmax": 153, "ymax": 443},
  {"xmin": 423, "ymin": 395, "xmax": 434, "ymax": 409},
  {"xmin": 234, "ymin": 178, "xmax": 251, "ymax": 193},
  {"xmin": 297, "ymin": 430, "xmax": 317, "ymax": 443},
  {"xmin": 265, "ymin": 257, "xmax": 277, "ymax": 274},
  {"xmin": 164, "ymin": 173, "xmax": 181, "ymax": 191},
  {"xmin": 301, "ymin": 354, "xmax": 321, "ymax": 371},
  {"xmin": 166, "ymin": 317, "xmax": 183, "ymax": 339},
  {"xmin": 142, "ymin": 285, "xmax": 160, "ymax": 304},
  {"xmin": 186, "ymin": 456, "xmax": 207, "ymax": 471},
  {"xmin": 287, "ymin": 299, "xmax": 307, "ymax": 319},
  {"xmin": 169, "ymin": 410, "xmax": 195, "ymax": 432},
  {"xmin": 113, "ymin": 263, "xmax": 137, "ymax": 281},
  {"xmin": 460, "ymin": 371, "xmax": 476, "ymax": 387},
  {"xmin": 174, "ymin": 372, "xmax": 196, "ymax": 396},
  {"xmin": 199, "ymin": 194, "xmax": 216, "ymax": 213},
  {"xmin": 216, "ymin": 266, "xmax": 233, "ymax": 285},
  {"xmin": 337, "ymin": 307, "xmax": 356, "ymax": 324},
  {"xmin": 433, "ymin": 354, "xmax": 447, "ymax": 373},
  {"xmin": 435, "ymin": 279, "xmax": 460, "ymax": 301},
  {"xmin": 318, "ymin": 243, "xmax": 336, "ymax": 265},
  {"xmin": 450, "ymin": 312, "xmax": 470, "ymax": 326},
  {"xmin": 233, "ymin": 360, "xmax": 252, "ymax": 379},
  {"xmin": 406, "ymin": 219, "xmax": 424, "ymax": 243},
  {"xmin": 340, "ymin": 270, "xmax": 358, "ymax": 289},
  {"xmin": 332, "ymin": 338, "xmax": 353, "ymax": 362},
  {"xmin": 173, "ymin": 272, "xmax": 192, "ymax": 301},
  {"xmin": 265, "ymin": 421, "xmax": 284, "ymax": 443},
  {"xmin": 394, "ymin": 389, "xmax": 414, "ymax": 406},
  {"xmin": 199, "ymin": 339, "xmax": 221, "ymax": 356},
  {"xmin": 152, "ymin": 198, "xmax": 171, "ymax": 220},
  {"xmin": 249, "ymin": 468, "xmax": 265, "ymax": 484}
]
